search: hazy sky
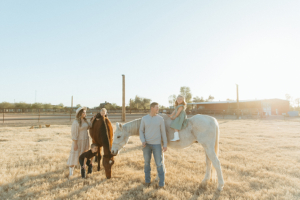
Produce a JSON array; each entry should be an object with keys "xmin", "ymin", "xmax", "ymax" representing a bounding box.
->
[{"xmin": 1, "ymin": 1, "xmax": 299, "ymax": 107}]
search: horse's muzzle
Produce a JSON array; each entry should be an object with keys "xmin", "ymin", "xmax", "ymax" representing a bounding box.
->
[{"xmin": 111, "ymin": 150, "xmax": 118, "ymax": 156}]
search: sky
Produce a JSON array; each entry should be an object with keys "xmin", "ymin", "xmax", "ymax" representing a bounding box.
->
[{"xmin": 1, "ymin": 0, "xmax": 299, "ymax": 108}]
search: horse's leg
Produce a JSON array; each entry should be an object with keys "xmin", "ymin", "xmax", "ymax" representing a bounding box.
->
[
  {"xmin": 97, "ymin": 146, "xmax": 102, "ymax": 171},
  {"xmin": 200, "ymin": 151, "xmax": 212, "ymax": 187},
  {"xmin": 92, "ymin": 139, "xmax": 98, "ymax": 163},
  {"xmin": 204, "ymin": 144, "xmax": 224, "ymax": 191}
]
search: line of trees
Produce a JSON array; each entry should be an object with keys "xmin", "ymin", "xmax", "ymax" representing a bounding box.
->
[
  {"xmin": 0, "ymin": 102, "xmax": 82, "ymax": 110},
  {"xmin": 97, "ymin": 96, "xmax": 152, "ymax": 110},
  {"xmin": 169, "ymin": 86, "xmax": 215, "ymax": 109},
  {"xmin": 128, "ymin": 96, "xmax": 151, "ymax": 110}
]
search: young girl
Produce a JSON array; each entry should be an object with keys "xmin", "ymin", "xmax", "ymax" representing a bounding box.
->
[{"xmin": 169, "ymin": 95, "xmax": 188, "ymax": 141}]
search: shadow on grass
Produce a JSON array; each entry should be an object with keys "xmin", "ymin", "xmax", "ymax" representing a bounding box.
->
[
  {"xmin": 188, "ymin": 183, "xmax": 222, "ymax": 200},
  {"xmin": 0, "ymin": 157, "xmax": 109, "ymax": 200},
  {"xmin": 118, "ymin": 145, "xmax": 143, "ymax": 155},
  {"xmin": 115, "ymin": 183, "xmax": 154, "ymax": 200}
]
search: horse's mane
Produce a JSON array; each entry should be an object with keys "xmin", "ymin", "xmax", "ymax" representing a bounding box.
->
[
  {"xmin": 122, "ymin": 114, "xmax": 170, "ymax": 135},
  {"xmin": 123, "ymin": 118, "xmax": 142, "ymax": 135}
]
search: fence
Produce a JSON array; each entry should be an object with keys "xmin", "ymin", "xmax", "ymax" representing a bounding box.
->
[
  {"xmin": 0, "ymin": 108, "xmax": 175, "ymax": 114},
  {"xmin": 190, "ymin": 108, "xmax": 271, "ymax": 119},
  {"xmin": 0, "ymin": 108, "xmax": 69, "ymax": 113},
  {"xmin": 2, "ymin": 107, "xmax": 291, "ymax": 124}
]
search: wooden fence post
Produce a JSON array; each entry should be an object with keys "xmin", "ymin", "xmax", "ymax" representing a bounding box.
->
[{"xmin": 122, "ymin": 75, "xmax": 126, "ymax": 122}]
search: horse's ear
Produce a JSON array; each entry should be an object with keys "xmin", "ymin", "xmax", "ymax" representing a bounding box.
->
[{"xmin": 117, "ymin": 122, "xmax": 123, "ymax": 130}]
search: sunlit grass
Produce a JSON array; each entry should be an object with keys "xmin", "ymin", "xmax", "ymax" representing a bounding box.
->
[{"xmin": 0, "ymin": 119, "xmax": 299, "ymax": 199}]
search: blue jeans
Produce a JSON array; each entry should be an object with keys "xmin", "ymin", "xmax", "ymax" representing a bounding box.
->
[{"xmin": 143, "ymin": 143, "xmax": 165, "ymax": 187}]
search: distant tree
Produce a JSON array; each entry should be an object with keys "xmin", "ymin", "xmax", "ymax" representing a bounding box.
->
[
  {"xmin": 226, "ymin": 98, "xmax": 234, "ymax": 101},
  {"xmin": 53, "ymin": 103, "xmax": 64, "ymax": 110},
  {"xmin": 76, "ymin": 104, "xmax": 81, "ymax": 108},
  {"xmin": 53, "ymin": 105, "xmax": 60, "ymax": 110},
  {"xmin": 15, "ymin": 102, "xmax": 29, "ymax": 110},
  {"xmin": 180, "ymin": 86, "xmax": 192, "ymax": 103},
  {"xmin": 0, "ymin": 102, "xmax": 14, "ymax": 109},
  {"xmin": 168, "ymin": 95, "xmax": 177, "ymax": 107},
  {"xmin": 44, "ymin": 103, "xmax": 53, "ymax": 110},
  {"xmin": 32, "ymin": 103, "xmax": 43, "ymax": 110},
  {"xmin": 193, "ymin": 96, "xmax": 205, "ymax": 102},
  {"xmin": 105, "ymin": 103, "xmax": 121, "ymax": 110},
  {"xmin": 140, "ymin": 98, "xmax": 151, "ymax": 110},
  {"xmin": 206, "ymin": 95, "xmax": 215, "ymax": 102},
  {"xmin": 104, "ymin": 103, "xmax": 112, "ymax": 110},
  {"xmin": 159, "ymin": 105, "xmax": 168, "ymax": 109},
  {"xmin": 128, "ymin": 99, "xmax": 135, "ymax": 110},
  {"xmin": 134, "ymin": 96, "xmax": 142, "ymax": 109}
]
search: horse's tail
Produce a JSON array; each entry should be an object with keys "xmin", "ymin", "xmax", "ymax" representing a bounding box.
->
[
  {"xmin": 211, "ymin": 120, "xmax": 219, "ymax": 182},
  {"xmin": 215, "ymin": 122, "xmax": 220, "ymax": 157}
]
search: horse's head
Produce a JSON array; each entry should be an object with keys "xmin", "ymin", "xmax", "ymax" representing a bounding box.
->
[
  {"xmin": 103, "ymin": 155, "xmax": 114, "ymax": 179},
  {"xmin": 111, "ymin": 122, "xmax": 130, "ymax": 156}
]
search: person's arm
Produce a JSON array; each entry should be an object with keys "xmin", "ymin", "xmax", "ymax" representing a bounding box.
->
[
  {"xmin": 171, "ymin": 107, "xmax": 184, "ymax": 120},
  {"xmin": 169, "ymin": 110, "xmax": 176, "ymax": 118},
  {"xmin": 139, "ymin": 118, "xmax": 146, "ymax": 147},
  {"xmin": 73, "ymin": 140, "xmax": 78, "ymax": 151},
  {"xmin": 88, "ymin": 121, "xmax": 92, "ymax": 129},
  {"xmin": 160, "ymin": 118, "xmax": 168, "ymax": 151},
  {"xmin": 71, "ymin": 121, "xmax": 79, "ymax": 151}
]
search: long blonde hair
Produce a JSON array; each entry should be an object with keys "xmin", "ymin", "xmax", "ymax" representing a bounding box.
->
[
  {"xmin": 76, "ymin": 109, "xmax": 88, "ymax": 127},
  {"xmin": 175, "ymin": 95, "xmax": 187, "ymax": 108}
]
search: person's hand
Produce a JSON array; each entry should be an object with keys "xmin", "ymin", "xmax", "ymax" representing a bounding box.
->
[
  {"xmin": 171, "ymin": 116, "xmax": 175, "ymax": 120},
  {"xmin": 74, "ymin": 143, "xmax": 78, "ymax": 151},
  {"xmin": 163, "ymin": 147, "xmax": 167, "ymax": 152},
  {"xmin": 142, "ymin": 142, "xmax": 146, "ymax": 148},
  {"xmin": 83, "ymin": 164, "xmax": 87, "ymax": 169}
]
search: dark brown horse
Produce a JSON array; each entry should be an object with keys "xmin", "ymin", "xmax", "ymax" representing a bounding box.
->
[{"xmin": 89, "ymin": 113, "xmax": 115, "ymax": 179}]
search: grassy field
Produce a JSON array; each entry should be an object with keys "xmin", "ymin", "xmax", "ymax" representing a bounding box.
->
[{"xmin": 0, "ymin": 118, "xmax": 299, "ymax": 200}]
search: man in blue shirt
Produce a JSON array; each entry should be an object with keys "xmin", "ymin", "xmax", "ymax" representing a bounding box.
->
[{"xmin": 139, "ymin": 102, "xmax": 167, "ymax": 188}]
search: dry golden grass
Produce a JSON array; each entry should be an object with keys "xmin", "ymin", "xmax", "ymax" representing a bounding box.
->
[{"xmin": 0, "ymin": 119, "xmax": 299, "ymax": 200}]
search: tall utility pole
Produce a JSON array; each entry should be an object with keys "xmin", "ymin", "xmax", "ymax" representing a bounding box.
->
[
  {"xmin": 236, "ymin": 84, "xmax": 239, "ymax": 119},
  {"xmin": 122, "ymin": 75, "xmax": 126, "ymax": 122}
]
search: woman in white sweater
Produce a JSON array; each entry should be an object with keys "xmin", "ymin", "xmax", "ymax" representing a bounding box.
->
[{"xmin": 67, "ymin": 107, "xmax": 91, "ymax": 177}]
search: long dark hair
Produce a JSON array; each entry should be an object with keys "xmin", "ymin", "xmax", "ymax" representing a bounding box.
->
[{"xmin": 76, "ymin": 109, "xmax": 88, "ymax": 127}]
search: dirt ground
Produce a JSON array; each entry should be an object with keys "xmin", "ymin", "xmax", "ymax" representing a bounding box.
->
[{"xmin": 0, "ymin": 118, "xmax": 299, "ymax": 200}]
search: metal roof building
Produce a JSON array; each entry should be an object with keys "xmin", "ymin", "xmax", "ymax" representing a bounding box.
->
[{"xmin": 188, "ymin": 99, "xmax": 289, "ymax": 115}]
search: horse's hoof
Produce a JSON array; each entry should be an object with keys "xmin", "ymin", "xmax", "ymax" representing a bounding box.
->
[
  {"xmin": 200, "ymin": 179, "xmax": 208, "ymax": 186},
  {"xmin": 217, "ymin": 184, "xmax": 224, "ymax": 191},
  {"xmin": 97, "ymin": 168, "xmax": 100, "ymax": 171}
]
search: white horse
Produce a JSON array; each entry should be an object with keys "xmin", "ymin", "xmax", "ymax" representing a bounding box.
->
[{"xmin": 111, "ymin": 114, "xmax": 224, "ymax": 191}]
